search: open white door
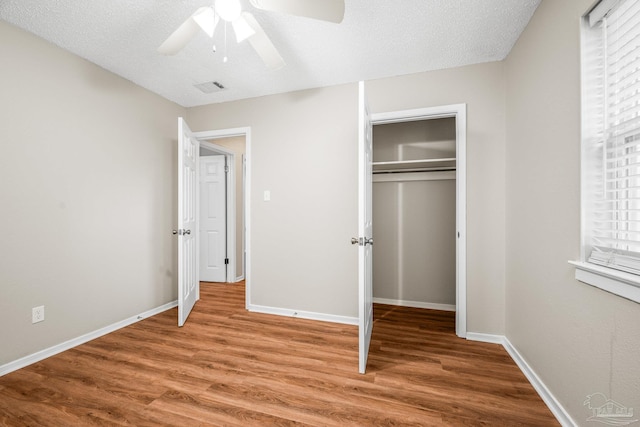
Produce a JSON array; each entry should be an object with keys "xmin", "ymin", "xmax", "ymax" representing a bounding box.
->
[
  {"xmin": 357, "ymin": 81, "xmax": 374, "ymax": 374},
  {"xmin": 177, "ymin": 117, "xmax": 199, "ymax": 327},
  {"xmin": 199, "ymin": 155, "xmax": 227, "ymax": 282}
]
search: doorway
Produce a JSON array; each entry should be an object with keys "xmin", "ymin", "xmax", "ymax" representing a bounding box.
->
[
  {"xmin": 193, "ymin": 128, "xmax": 251, "ymax": 307},
  {"xmin": 199, "ymin": 138, "xmax": 246, "ymax": 283},
  {"xmin": 199, "ymin": 149, "xmax": 228, "ymax": 283},
  {"xmin": 372, "ymin": 117, "xmax": 456, "ymax": 311},
  {"xmin": 370, "ymin": 105, "xmax": 467, "ymax": 338}
]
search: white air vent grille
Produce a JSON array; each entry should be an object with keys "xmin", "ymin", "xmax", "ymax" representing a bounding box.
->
[{"xmin": 194, "ymin": 81, "xmax": 226, "ymax": 94}]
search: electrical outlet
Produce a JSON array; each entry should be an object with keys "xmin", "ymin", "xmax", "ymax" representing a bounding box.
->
[{"xmin": 32, "ymin": 306, "xmax": 44, "ymax": 324}]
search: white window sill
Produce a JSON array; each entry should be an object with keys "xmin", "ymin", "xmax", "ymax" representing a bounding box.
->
[{"xmin": 569, "ymin": 261, "xmax": 640, "ymax": 304}]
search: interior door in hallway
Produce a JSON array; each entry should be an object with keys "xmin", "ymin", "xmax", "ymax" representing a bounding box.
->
[{"xmin": 199, "ymin": 155, "xmax": 227, "ymax": 282}]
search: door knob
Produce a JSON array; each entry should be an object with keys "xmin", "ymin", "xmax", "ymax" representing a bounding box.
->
[
  {"xmin": 173, "ymin": 229, "xmax": 191, "ymax": 235},
  {"xmin": 352, "ymin": 237, "xmax": 373, "ymax": 245}
]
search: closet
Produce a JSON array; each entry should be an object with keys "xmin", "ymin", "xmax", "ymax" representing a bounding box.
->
[{"xmin": 372, "ymin": 117, "xmax": 457, "ymax": 310}]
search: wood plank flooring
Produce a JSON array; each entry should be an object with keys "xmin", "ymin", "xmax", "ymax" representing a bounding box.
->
[{"xmin": 0, "ymin": 282, "xmax": 558, "ymax": 426}]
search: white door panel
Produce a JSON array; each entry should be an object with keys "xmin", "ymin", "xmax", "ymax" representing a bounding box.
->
[
  {"xmin": 358, "ymin": 81, "xmax": 373, "ymax": 374},
  {"xmin": 178, "ymin": 118, "xmax": 199, "ymax": 327},
  {"xmin": 200, "ymin": 155, "xmax": 227, "ymax": 282}
]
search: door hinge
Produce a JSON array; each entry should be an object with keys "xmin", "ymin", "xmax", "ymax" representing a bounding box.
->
[
  {"xmin": 224, "ymin": 258, "xmax": 229, "ymax": 265},
  {"xmin": 224, "ymin": 165, "xmax": 229, "ymax": 173}
]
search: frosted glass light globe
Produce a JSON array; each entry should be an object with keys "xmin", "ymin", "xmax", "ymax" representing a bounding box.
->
[{"xmin": 215, "ymin": 0, "xmax": 242, "ymax": 22}]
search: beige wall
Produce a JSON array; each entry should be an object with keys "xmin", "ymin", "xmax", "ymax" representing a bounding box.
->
[
  {"xmin": 373, "ymin": 178, "xmax": 456, "ymax": 305},
  {"xmin": 367, "ymin": 62, "xmax": 507, "ymax": 334},
  {"xmin": 373, "ymin": 118, "xmax": 457, "ymax": 162},
  {"xmin": 186, "ymin": 65, "xmax": 507, "ymax": 333},
  {"xmin": 0, "ymin": 21, "xmax": 185, "ymax": 365},
  {"xmin": 505, "ymin": 0, "xmax": 640, "ymax": 422},
  {"xmin": 187, "ymin": 86, "xmax": 360, "ymax": 318}
]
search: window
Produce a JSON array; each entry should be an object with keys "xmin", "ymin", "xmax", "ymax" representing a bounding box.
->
[{"xmin": 575, "ymin": 0, "xmax": 640, "ymax": 303}]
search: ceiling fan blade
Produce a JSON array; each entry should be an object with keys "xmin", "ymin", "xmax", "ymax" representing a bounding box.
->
[
  {"xmin": 231, "ymin": 15, "xmax": 256, "ymax": 43},
  {"xmin": 249, "ymin": 0, "xmax": 344, "ymax": 23},
  {"xmin": 157, "ymin": 7, "xmax": 210, "ymax": 55},
  {"xmin": 192, "ymin": 7, "xmax": 219, "ymax": 37},
  {"xmin": 242, "ymin": 12, "xmax": 285, "ymax": 70}
]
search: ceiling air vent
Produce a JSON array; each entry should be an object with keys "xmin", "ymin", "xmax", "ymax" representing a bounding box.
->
[{"xmin": 194, "ymin": 81, "xmax": 226, "ymax": 94}]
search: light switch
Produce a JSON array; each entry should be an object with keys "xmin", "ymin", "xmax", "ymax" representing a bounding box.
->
[{"xmin": 264, "ymin": 190, "xmax": 271, "ymax": 201}]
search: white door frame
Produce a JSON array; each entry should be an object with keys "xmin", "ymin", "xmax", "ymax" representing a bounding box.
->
[
  {"xmin": 199, "ymin": 143, "xmax": 234, "ymax": 283},
  {"xmin": 193, "ymin": 128, "xmax": 251, "ymax": 306},
  {"xmin": 370, "ymin": 104, "xmax": 467, "ymax": 338}
]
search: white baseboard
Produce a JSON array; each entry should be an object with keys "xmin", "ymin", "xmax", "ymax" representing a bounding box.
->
[
  {"xmin": 502, "ymin": 337, "xmax": 577, "ymax": 427},
  {"xmin": 247, "ymin": 304, "xmax": 358, "ymax": 325},
  {"xmin": 0, "ymin": 300, "xmax": 178, "ymax": 377},
  {"xmin": 466, "ymin": 332, "xmax": 505, "ymax": 345},
  {"xmin": 373, "ymin": 297, "xmax": 456, "ymax": 312}
]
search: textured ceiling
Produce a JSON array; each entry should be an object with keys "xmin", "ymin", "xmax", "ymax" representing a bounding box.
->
[{"xmin": 0, "ymin": 0, "xmax": 541, "ymax": 107}]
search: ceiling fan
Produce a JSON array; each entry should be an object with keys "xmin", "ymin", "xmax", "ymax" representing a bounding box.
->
[{"xmin": 158, "ymin": 0, "xmax": 345, "ymax": 70}]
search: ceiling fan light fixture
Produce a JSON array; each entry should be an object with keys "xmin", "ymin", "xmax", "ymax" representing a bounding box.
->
[
  {"xmin": 215, "ymin": 0, "xmax": 242, "ymax": 22},
  {"xmin": 232, "ymin": 16, "xmax": 256, "ymax": 42},
  {"xmin": 192, "ymin": 7, "xmax": 218, "ymax": 37}
]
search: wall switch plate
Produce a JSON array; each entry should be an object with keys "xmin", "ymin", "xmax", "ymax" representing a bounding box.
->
[
  {"xmin": 264, "ymin": 190, "xmax": 271, "ymax": 201},
  {"xmin": 32, "ymin": 306, "xmax": 44, "ymax": 324}
]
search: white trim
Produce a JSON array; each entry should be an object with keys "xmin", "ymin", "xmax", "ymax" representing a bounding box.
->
[
  {"xmin": 370, "ymin": 103, "xmax": 467, "ymax": 339},
  {"xmin": 242, "ymin": 154, "xmax": 246, "ymax": 286},
  {"xmin": 0, "ymin": 300, "xmax": 178, "ymax": 377},
  {"xmin": 247, "ymin": 304, "xmax": 358, "ymax": 325},
  {"xmin": 569, "ymin": 261, "xmax": 640, "ymax": 303},
  {"xmin": 245, "ymin": 130, "xmax": 251, "ymax": 307},
  {"xmin": 373, "ymin": 297, "xmax": 455, "ymax": 312},
  {"xmin": 199, "ymin": 140, "xmax": 235, "ymax": 155},
  {"xmin": 503, "ymin": 337, "xmax": 578, "ymax": 427},
  {"xmin": 193, "ymin": 127, "xmax": 250, "ymax": 140},
  {"xmin": 465, "ymin": 332, "xmax": 504, "ymax": 345},
  {"xmin": 372, "ymin": 105, "xmax": 463, "ymax": 124},
  {"xmin": 456, "ymin": 105, "xmax": 468, "ymax": 338},
  {"xmin": 587, "ymin": 0, "xmax": 618, "ymax": 27}
]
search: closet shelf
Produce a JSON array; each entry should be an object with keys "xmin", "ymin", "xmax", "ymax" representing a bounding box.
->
[{"xmin": 373, "ymin": 158, "xmax": 456, "ymax": 173}]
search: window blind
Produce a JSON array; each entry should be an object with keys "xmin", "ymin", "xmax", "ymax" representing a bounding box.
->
[{"xmin": 586, "ymin": 0, "xmax": 640, "ymax": 274}]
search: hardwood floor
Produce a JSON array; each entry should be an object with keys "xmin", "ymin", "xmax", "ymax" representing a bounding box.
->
[{"xmin": 0, "ymin": 282, "xmax": 558, "ymax": 426}]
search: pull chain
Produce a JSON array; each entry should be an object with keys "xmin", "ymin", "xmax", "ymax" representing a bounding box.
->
[
  {"xmin": 212, "ymin": 3, "xmax": 217, "ymax": 53},
  {"xmin": 223, "ymin": 21, "xmax": 228, "ymax": 63}
]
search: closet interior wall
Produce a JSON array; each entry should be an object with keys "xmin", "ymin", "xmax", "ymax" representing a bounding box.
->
[{"xmin": 372, "ymin": 118, "xmax": 457, "ymax": 309}]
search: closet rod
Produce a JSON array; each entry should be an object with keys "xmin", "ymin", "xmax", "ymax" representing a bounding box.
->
[{"xmin": 373, "ymin": 167, "xmax": 456, "ymax": 174}]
